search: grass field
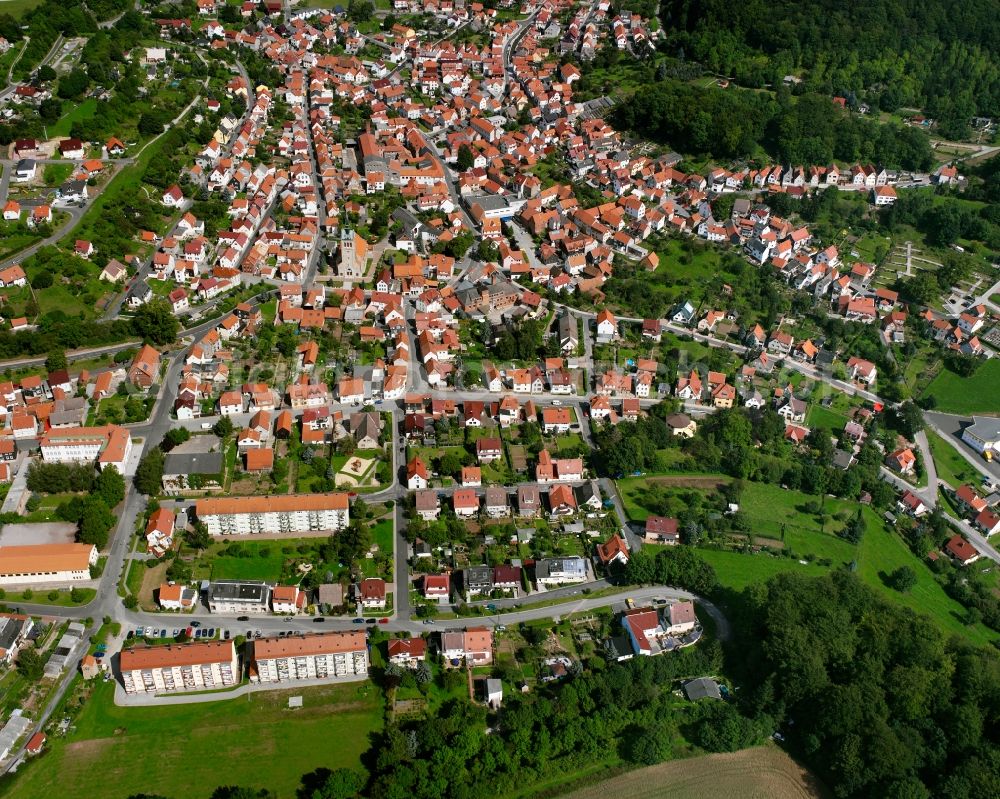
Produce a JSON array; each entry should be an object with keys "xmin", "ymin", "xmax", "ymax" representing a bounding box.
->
[
  {"xmin": 0, "ymin": 0, "xmax": 44, "ymax": 17},
  {"xmin": 697, "ymin": 548, "xmax": 830, "ymax": 591},
  {"xmin": 922, "ymin": 359, "xmax": 1000, "ymax": 415},
  {"xmin": 698, "ymin": 504, "xmax": 996, "ymax": 645},
  {"xmin": 804, "ymin": 405, "xmax": 848, "ymax": 434},
  {"xmin": 622, "ymin": 470, "xmax": 996, "ymax": 643},
  {"xmin": 49, "ymin": 98, "xmax": 98, "ymax": 138},
  {"xmin": 557, "ymin": 746, "xmax": 828, "ymax": 799},
  {"xmin": 854, "ymin": 511, "xmax": 995, "ymax": 645},
  {"xmin": 926, "ymin": 428, "xmax": 981, "ymax": 489},
  {"xmin": 210, "ymin": 546, "xmax": 286, "ymax": 581},
  {"xmin": 7, "ymin": 680, "xmax": 382, "ymax": 799},
  {"xmin": 372, "ymin": 516, "xmax": 393, "ymax": 556}
]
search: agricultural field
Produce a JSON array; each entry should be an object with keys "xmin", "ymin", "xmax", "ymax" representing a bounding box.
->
[
  {"xmin": 557, "ymin": 746, "xmax": 828, "ymax": 799},
  {"xmin": 922, "ymin": 359, "xmax": 1000, "ymax": 415},
  {"xmin": 6, "ymin": 680, "xmax": 382, "ymax": 799}
]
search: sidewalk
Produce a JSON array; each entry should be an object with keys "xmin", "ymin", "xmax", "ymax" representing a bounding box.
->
[{"xmin": 113, "ymin": 671, "xmax": 369, "ymax": 707}]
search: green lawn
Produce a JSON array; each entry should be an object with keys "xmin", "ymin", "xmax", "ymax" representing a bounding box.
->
[
  {"xmin": 855, "ymin": 510, "xmax": 995, "ymax": 645},
  {"xmin": 372, "ymin": 517, "xmax": 393, "ymax": 556},
  {"xmin": 7, "ymin": 680, "xmax": 382, "ymax": 799},
  {"xmin": 805, "ymin": 404, "xmax": 848, "ymax": 434},
  {"xmin": 42, "ymin": 163, "xmax": 73, "ymax": 187},
  {"xmin": 698, "ymin": 502, "xmax": 996, "ymax": 645},
  {"xmin": 922, "ymin": 359, "xmax": 1000, "ymax": 415},
  {"xmin": 2, "ymin": 587, "xmax": 95, "ymax": 607},
  {"xmin": 697, "ymin": 548, "xmax": 830, "ymax": 591},
  {"xmin": 926, "ymin": 428, "xmax": 981, "ymax": 489},
  {"xmin": 621, "ymin": 477, "xmax": 859, "ymax": 563},
  {"xmin": 0, "ymin": 0, "xmax": 44, "ymax": 17},
  {"xmin": 49, "ymin": 98, "xmax": 97, "ymax": 138},
  {"xmin": 210, "ymin": 547, "xmax": 286, "ymax": 581}
]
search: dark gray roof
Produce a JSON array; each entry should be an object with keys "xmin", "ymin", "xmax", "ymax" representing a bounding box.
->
[
  {"xmin": 164, "ymin": 451, "xmax": 224, "ymax": 475},
  {"xmin": 464, "ymin": 566, "xmax": 493, "ymax": 588},
  {"xmin": 684, "ymin": 677, "xmax": 722, "ymax": 701},
  {"xmin": 208, "ymin": 581, "xmax": 270, "ymax": 602},
  {"xmin": 0, "ymin": 616, "xmax": 27, "ymax": 653}
]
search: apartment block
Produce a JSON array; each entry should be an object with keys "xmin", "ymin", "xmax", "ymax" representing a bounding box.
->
[
  {"xmin": 120, "ymin": 641, "xmax": 239, "ymax": 694},
  {"xmin": 195, "ymin": 494, "xmax": 350, "ymax": 536},
  {"xmin": 251, "ymin": 631, "xmax": 368, "ymax": 683}
]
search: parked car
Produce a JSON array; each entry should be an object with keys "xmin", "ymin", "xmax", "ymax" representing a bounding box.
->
[
  {"xmin": 313, "ymin": 617, "xmax": 326, "ymax": 623},
  {"xmin": 378, "ymin": 618, "xmax": 389, "ymax": 624},
  {"xmin": 365, "ymin": 618, "xmax": 376, "ymax": 624},
  {"xmin": 352, "ymin": 618, "xmax": 365, "ymax": 624},
  {"xmin": 185, "ymin": 627, "xmax": 194, "ymax": 637},
  {"xmin": 237, "ymin": 616, "xmax": 249, "ymax": 621},
  {"xmin": 207, "ymin": 628, "xmax": 215, "ymax": 637}
]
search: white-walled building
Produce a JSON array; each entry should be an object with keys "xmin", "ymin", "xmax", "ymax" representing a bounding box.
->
[
  {"xmin": 206, "ymin": 581, "xmax": 271, "ymax": 614},
  {"xmin": 39, "ymin": 425, "xmax": 133, "ymax": 472},
  {"xmin": 120, "ymin": 641, "xmax": 239, "ymax": 694},
  {"xmin": 251, "ymin": 631, "xmax": 368, "ymax": 683},
  {"xmin": 0, "ymin": 543, "xmax": 97, "ymax": 586},
  {"xmin": 196, "ymin": 494, "xmax": 350, "ymax": 536}
]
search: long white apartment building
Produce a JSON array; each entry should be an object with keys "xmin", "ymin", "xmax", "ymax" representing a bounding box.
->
[
  {"xmin": 119, "ymin": 641, "xmax": 239, "ymax": 694},
  {"xmin": 39, "ymin": 424, "xmax": 133, "ymax": 472},
  {"xmin": 250, "ymin": 631, "xmax": 368, "ymax": 684},
  {"xmin": 195, "ymin": 494, "xmax": 350, "ymax": 536}
]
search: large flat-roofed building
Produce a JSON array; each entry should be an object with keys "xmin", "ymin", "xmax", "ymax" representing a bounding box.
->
[
  {"xmin": 120, "ymin": 641, "xmax": 239, "ymax": 694},
  {"xmin": 195, "ymin": 494, "xmax": 350, "ymax": 536},
  {"xmin": 251, "ymin": 631, "xmax": 368, "ymax": 683},
  {"xmin": 962, "ymin": 417, "xmax": 1000, "ymax": 457},
  {"xmin": 206, "ymin": 580, "xmax": 271, "ymax": 614},
  {"xmin": 0, "ymin": 543, "xmax": 97, "ymax": 586},
  {"xmin": 39, "ymin": 425, "xmax": 132, "ymax": 472}
]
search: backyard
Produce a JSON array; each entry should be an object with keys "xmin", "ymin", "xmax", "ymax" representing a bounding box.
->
[{"xmin": 7, "ymin": 680, "xmax": 382, "ymax": 799}]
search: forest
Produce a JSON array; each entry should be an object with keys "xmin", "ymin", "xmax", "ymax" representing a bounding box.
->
[
  {"xmin": 738, "ymin": 570, "xmax": 1000, "ymax": 798},
  {"xmin": 660, "ymin": 0, "xmax": 1000, "ymax": 137},
  {"xmin": 610, "ymin": 79, "xmax": 934, "ymax": 169}
]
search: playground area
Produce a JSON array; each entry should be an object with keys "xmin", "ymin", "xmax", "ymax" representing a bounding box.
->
[{"xmin": 335, "ymin": 456, "xmax": 379, "ymax": 488}]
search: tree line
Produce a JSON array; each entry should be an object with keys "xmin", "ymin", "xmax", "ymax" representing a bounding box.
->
[
  {"xmin": 737, "ymin": 570, "xmax": 1000, "ymax": 798},
  {"xmin": 661, "ymin": 0, "xmax": 1000, "ymax": 136},
  {"xmin": 610, "ymin": 78, "xmax": 934, "ymax": 169}
]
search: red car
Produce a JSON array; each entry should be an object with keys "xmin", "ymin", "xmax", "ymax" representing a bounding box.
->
[{"xmin": 378, "ymin": 618, "xmax": 389, "ymax": 624}]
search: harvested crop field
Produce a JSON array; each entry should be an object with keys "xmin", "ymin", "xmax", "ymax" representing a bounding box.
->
[{"xmin": 557, "ymin": 747, "xmax": 828, "ymax": 799}]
